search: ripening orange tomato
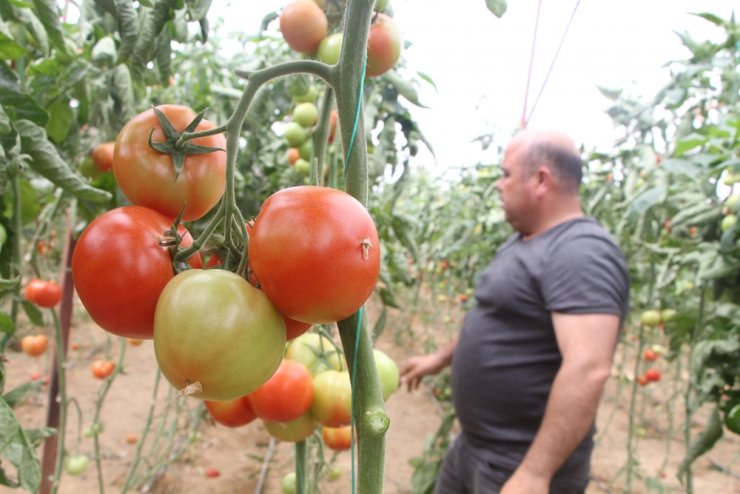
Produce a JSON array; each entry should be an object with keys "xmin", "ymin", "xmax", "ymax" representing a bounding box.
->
[
  {"xmin": 21, "ymin": 334, "xmax": 49, "ymax": 357},
  {"xmin": 91, "ymin": 360, "xmax": 116, "ymax": 379}
]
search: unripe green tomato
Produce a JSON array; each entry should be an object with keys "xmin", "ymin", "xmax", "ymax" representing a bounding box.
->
[
  {"xmin": 293, "ymin": 85, "xmax": 318, "ymax": 104},
  {"xmin": 283, "ymin": 122, "xmax": 307, "ymax": 147},
  {"xmin": 294, "ymin": 159, "xmax": 310, "ymax": 176},
  {"xmin": 726, "ymin": 403, "xmax": 740, "ymax": 435},
  {"xmin": 640, "ymin": 310, "xmax": 662, "ymax": 327},
  {"xmin": 64, "ymin": 454, "xmax": 90, "ymax": 476},
  {"xmin": 660, "ymin": 309, "xmax": 677, "ymax": 322},
  {"xmin": 373, "ymin": 348, "xmax": 400, "ymax": 401},
  {"xmin": 293, "ymin": 102, "xmax": 318, "ymax": 128},
  {"xmin": 318, "ymin": 32, "xmax": 343, "ymax": 65},
  {"xmin": 79, "ymin": 157, "xmax": 104, "ymax": 180},
  {"xmin": 375, "ymin": 0, "xmax": 389, "ymax": 11},
  {"xmin": 299, "ymin": 140, "xmax": 312, "ymax": 161},
  {"xmin": 722, "ymin": 171, "xmax": 739, "ymax": 185},
  {"xmin": 282, "ymin": 472, "xmax": 297, "ymax": 494},
  {"xmin": 721, "ymin": 214, "xmax": 737, "ymax": 232},
  {"xmin": 725, "ymin": 193, "xmax": 739, "ymax": 211}
]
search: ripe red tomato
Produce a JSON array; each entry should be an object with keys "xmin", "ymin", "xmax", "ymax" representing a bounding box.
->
[
  {"xmin": 279, "ymin": 0, "xmax": 327, "ymax": 54},
  {"xmin": 21, "ymin": 334, "xmax": 49, "ymax": 357},
  {"xmin": 248, "ymin": 359, "xmax": 314, "ymax": 422},
  {"xmin": 637, "ymin": 374, "xmax": 649, "ymax": 386},
  {"xmin": 113, "ymin": 105, "xmax": 226, "ymax": 221},
  {"xmin": 204, "ymin": 467, "xmax": 220, "ymax": 478},
  {"xmin": 72, "ymin": 206, "xmax": 199, "ymax": 339},
  {"xmin": 366, "ymin": 14, "xmax": 401, "ymax": 77},
  {"xmin": 205, "ymin": 395, "xmax": 257, "ymax": 428},
  {"xmin": 310, "ymin": 369, "xmax": 352, "ymax": 427},
  {"xmin": 285, "ymin": 317, "xmax": 313, "ymax": 340},
  {"xmin": 24, "ymin": 279, "xmax": 62, "ymax": 308},
  {"xmin": 91, "ymin": 142, "xmax": 115, "ymax": 171},
  {"xmin": 153, "ymin": 269, "xmax": 286, "ymax": 401},
  {"xmin": 248, "ymin": 186, "xmax": 380, "ymax": 324},
  {"xmin": 322, "ymin": 425, "xmax": 353, "ymax": 451},
  {"xmin": 91, "ymin": 360, "xmax": 116, "ymax": 379},
  {"xmin": 643, "ymin": 349, "xmax": 658, "ymax": 362},
  {"xmin": 645, "ymin": 368, "xmax": 661, "ymax": 382},
  {"xmin": 263, "ymin": 412, "xmax": 317, "ymax": 442}
]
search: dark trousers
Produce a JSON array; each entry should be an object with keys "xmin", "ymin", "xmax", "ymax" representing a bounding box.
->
[{"xmin": 434, "ymin": 434, "xmax": 589, "ymax": 494}]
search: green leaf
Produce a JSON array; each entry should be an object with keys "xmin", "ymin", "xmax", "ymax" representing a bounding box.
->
[
  {"xmin": 597, "ymin": 86, "xmax": 623, "ymax": 101},
  {"xmin": 628, "ymin": 186, "xmax": 665, "ymax": 216},
  {"xmin": 678, "ymin": 406, "xmax": 723, "ymax": 481},
  {"xmin": 3, "ymin": 382, "xmax": 36, "ymax": 408},
  {"xmin": 186, "ymin": 0, "xmax": 212, "ymax": 21},
  {"xmin": 661, "ymin": 158, "xmax": 701, "ymax": 177},
  {"xmin": 0, "ymin": 104, "xmax": 11, "ymax": 135},
  {"xmin": 0, "ymin": 398, "xmax": 42, "ymax": 493},
  {"xmin": 20, "ymin": 301, "xmax": 43, "ymax": 326},
  {"xmin": 31, "ymin": 0, "xmax": 68, "ymax": 55},
  {"xmin": 113, "ymin": 0, "xmax": 138, "ymax": 62},
  {"xmin": 15, "ymin": 119, "xmax": 112, "ymax": 203},
  {"xmin": 130, "ymin": 0, "xmax": 177, "ymax": 77},
  {"xmin": 384, "ymin": 70, "xmax": 428, "ymax": 108},
  {"xmin": 0, "ymin": 65, "xmax": 48, "ymax": 126},
  {"xmin": 45, "ymin": 99, "xmax": 73, "ymax": 143},
  {"xmin": 14, "ymin": 179, "xmax": 42, "ymax": 225},
  {"xmin": 92, "ymin": 36, "xmax": 117, "ymax": 66},
  {"xmin": 0, "ymin": 32, "xmax": 26, "ymax": 60},
  {"xmin": 691, "ymin": 12, "xmax": 725, "ymax": 27},
  {"xmin": 485, "ymin": 0, "xmax": 507, "ymax": 17},
  {"xmin": 674, "ymin": 133, "xmax": 706, "ymax": 156},
  {"xmin": 111, "ymin": 63, "xmax": 135, "ymax": 120},
  {"xmin": 0, "ymin": 312, "xmax": 13, "ymax": 334}
]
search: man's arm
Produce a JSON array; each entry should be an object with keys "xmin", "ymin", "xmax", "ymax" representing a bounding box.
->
[
  {"xmin": 501, "ymin": 312, "xmax": 620, "ymax": 493},
  {"xmin": 399, "ymin": 337, "xmax": 458, "ymax": 391}
]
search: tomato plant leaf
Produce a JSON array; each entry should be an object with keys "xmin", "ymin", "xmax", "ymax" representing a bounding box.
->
[
  {"xmin": 131, "ymin": 0, "xmax": 176, "ymax": 77},
  {"xmin": 111, "ymin": 63, "xmax": 135, "ymax": 120},
  {"xmin": 15, "ymin": 119, "xmax": 113, "ymax": 203},
  {"xmin": 2, "ymin": 382, "xmax": 37, "ymax": 408},
  {"xmin": 186, "ymin": 0, "xmax": 212, "ymax": 22},
  {"xmin": 155, "ymin": 26, "xmax": 172, "ymax": 85},
  {"xmin": 384, "ymin": 70, "xmax": 428, "ymax": 108},
  {"xmin": 627, "ymin": 186, "xmax": 665, "ymax": 217},
  {"xmin": 0, "ymin": 65, "xmax": 48, "ymax": 126},
  {"xmin": 678, "ymin": 406, "xmax": 723, "ymax": 481},
  {"xmin": 485, "ymin": 0, "xmax": 507, "ymax": 18},
  {"xmin": 0, "ymin": 311, "xmax": 13, "ymax": 334},
  {"xmin": 113, "ymin": 0, "xmax": 138, "ymax": 62},
  {"xmin": 31, "ymin": 0, "xmax": 68, "ymax": 55},
  {"xmin": 0, "ymin": 398, "xmax": 42, "ymax": 493},
  {"xmin": 45, "ymin": 99, "xmax": 73, "ymax": 143},
  {"xmin": 20, "ymin": 301, "xmax": 43, "ymax": 326},
  {"xmin": 0, "ymin": 31, "xmax": 26, "ymax": 60}
]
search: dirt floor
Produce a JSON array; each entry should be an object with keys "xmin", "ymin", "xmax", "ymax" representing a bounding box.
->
[{"xmin": 2, "ymin": 299, "xmax": 739, "ymax": 494}]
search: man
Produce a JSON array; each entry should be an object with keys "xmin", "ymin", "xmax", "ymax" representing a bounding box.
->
[{"xmin": 400, "ymin": 129, "xmax": 630, "ymax": 494}]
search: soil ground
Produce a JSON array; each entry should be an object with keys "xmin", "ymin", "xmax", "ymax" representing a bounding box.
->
[{"xmin": 2, "ymin": 299, "xmax": 739, "ymax": 494}]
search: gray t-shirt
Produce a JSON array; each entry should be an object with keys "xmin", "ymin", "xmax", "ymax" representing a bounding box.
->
[{"xmin": 451, "ymin": 217, "xmax": 630, "ymax": 470}]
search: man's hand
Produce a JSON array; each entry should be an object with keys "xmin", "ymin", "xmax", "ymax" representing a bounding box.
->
[
  {"xmin": 399, "ymin": 338, "xmax": 457, "ymax": 391},
  {"xmin": 500, "ymin": 467, "xmax": 549, "ymax": 494}
]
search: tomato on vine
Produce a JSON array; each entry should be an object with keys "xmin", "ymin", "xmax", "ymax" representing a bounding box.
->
[
  {"xmin": 310, "ymin": 369, "xmax": 352, "ymax": 427},
  {"xmin": 153, "ymin": 269, "xmax": 286, "ymax": 401},
  {"xmin": 72, "ymin": 206, "xmax": 200, "ymax": 339},
  {"xmin": 248, "ymin": 186, "xmax": 380, "ymax": 324},
  {"xmin": 263, "ymin": 412, "xmax": 317, "ymax": 443},
  {"xmin": 279, "ymin": 0, "xmax": 328, "ymax": 54},
  {"xmin": 322, "ymin": 425, "xmax": 353, "ymax": 451},
  {"xmin": 91, "ymin": 142, "xmax": 115, "ymax": 171},
  {"xmin": 24, "ymin": 279, "xmax": 62, "ymax": 308},
  {"xmin": 113, "ymin": 105, "xmax": 226, "ymax": 222},
  {"xmin": 21, "ymin": 334, "xmax": 49, "ymax": 357},
  {"xmin": 366, "ymin": 13, "xmax": 402, "ymax": 77},
  {"xmin": 205, "ymin": 395, "xmax": 257, "ymax": 428},
  {"xmin": 91, "ymin": 360, "xmax": 115, "ymax": 379},
  {"xmin": 248, "ymin": 359, "xmax": 314, "ymax": 422}
]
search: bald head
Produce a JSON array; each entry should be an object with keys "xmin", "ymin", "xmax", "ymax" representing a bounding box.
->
[{"xmin": 508, "ymin": 129, "xmax": 583, "ymax": 193}]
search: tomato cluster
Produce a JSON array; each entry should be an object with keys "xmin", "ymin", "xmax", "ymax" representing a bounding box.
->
[
  {"xmin": 280, "ymin": 0, "xmax": 402, "ymax": 78},
  {"xmin": 203, "ymin": 330, "xmax": 400, "ymax": 449}
]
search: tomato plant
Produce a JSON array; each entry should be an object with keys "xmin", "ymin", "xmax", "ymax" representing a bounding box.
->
[
  {"xmin": 72, "ymin": 206, "xmax": 199, "ymax": 339},
  {"xmin": 310, "ymin": 369, "xmax": 352, "ymax": 427},
  {"xmin": 153, "ymin": 269, "xmax": 286, "ymax": 400},
  {"xmin": 279, "ymin": 0, "xmax": 328, "ymax": 54},
  {"xmin": 205, "ymin": 395, "xmax": 257, "ymax": 428},
  {"xmin": 248, "ymin": 186, "xmax": 381, "ymax": 324},
  {"xmin": 21, "ymin": 334, "xmax": 49, "ymax": 357},
  {"xmin": 366, "ymin": 13, "xmax": 401, "ymax": 77},
  {"xmin": 248, "ymin": 359, "xmax": 314, "ymax": 422},
  {"xmin": 113, "ymin": 105, "xmax": 227, "ymax": 222},
  {"xmin": 24, "ymin": 279, "xmax": 62, "ymax": 308},
  {"xmin": 91, "ymin": 360, "xmax": 116, "ymax": 379},
  {"xmin": 322, "ymin": 425, "xmax": 353, "ymax": 451}
]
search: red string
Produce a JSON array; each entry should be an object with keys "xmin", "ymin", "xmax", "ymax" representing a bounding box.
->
[{"xmin": 520, "ymin": 0, "xmax": 544, "ymax": 129}]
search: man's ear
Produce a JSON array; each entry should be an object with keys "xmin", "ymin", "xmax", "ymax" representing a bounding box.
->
[{"xmin": 534, "ymin": 166, "xmax": 552, "ymax": 195}]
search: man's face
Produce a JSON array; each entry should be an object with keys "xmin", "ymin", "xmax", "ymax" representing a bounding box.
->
[{"xmin": 497, "ymin": 142, "xmax": 536, "ymax": 232}]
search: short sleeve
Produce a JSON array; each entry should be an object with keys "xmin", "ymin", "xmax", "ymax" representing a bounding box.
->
[{"xmin": 540, "ymin": 232, "xmax": 629, "ymax": 320}]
